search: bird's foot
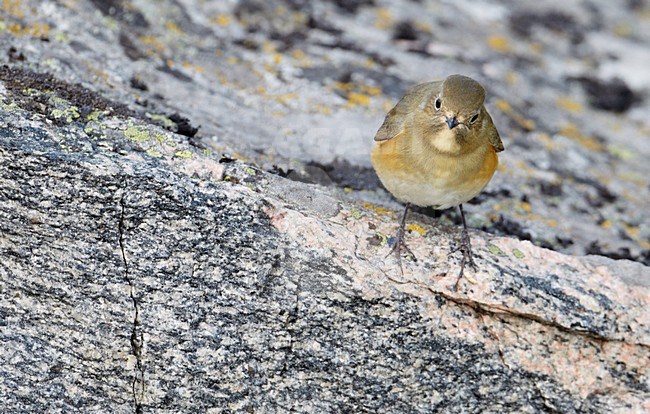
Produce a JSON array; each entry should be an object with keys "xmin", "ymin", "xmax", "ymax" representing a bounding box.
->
[
  {"xmin": 450, "ymin": 227, "xmax": 478, "ymax": 290},
  {"xmin": 387, "ymin": 226, "xmax": 417, "ymax": 275}
]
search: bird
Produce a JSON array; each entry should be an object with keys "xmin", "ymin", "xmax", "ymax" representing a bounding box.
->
[{"xmin": 371, "ymin": 74, "xmax": 504, "ymax": 288}]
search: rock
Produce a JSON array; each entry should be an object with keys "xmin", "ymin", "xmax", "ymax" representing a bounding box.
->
[{"xmin": 1, "ymin": 0, "xmax": 650, "ymax": 412}]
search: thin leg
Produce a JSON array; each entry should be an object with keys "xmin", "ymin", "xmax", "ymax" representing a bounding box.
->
[
  {"xmin": 387, "ymin": 203, "xmax": 416, "ymax": 274},
  {"xmin": 452, "ymin": 203, "xmax": 477, "ymax": 290}
]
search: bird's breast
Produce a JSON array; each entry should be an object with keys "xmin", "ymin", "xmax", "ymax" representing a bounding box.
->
[{"xmin": 371, "ymin": 138, "xmax": 498, "ymax": 209}]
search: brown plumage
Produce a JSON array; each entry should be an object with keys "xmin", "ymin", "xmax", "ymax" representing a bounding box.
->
[{"xmin": 371, "ymin": 74, "xmax": 504, "ymax": 288}]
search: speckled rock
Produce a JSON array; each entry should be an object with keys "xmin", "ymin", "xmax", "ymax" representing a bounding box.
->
[
  {"xmin": 1, "ymin": 106, "xmax": 649, "ymax": 413},
  {"xmin": 1, "ymin": 0, "xmax": 650, "ymax": 413}
]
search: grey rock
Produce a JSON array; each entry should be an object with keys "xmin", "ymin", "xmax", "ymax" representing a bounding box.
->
[{"xmin": 1, "ymin": 0, "xmax": 650, "ymax": 413}]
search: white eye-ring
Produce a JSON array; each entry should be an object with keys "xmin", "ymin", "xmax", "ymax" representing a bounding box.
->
[{"xmin": 434, "ymin": 97, "xmax": 441, "ymax": 110}]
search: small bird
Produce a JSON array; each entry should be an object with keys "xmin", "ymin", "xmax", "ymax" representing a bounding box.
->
[{"xmin": 371, "ymin": 74, "xmax": 503, "ymax": 288}]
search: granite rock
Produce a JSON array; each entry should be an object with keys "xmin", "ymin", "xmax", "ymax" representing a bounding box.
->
[{"xmin": 1, "ymin": 0, "xmax": 650, "ymax": 412}]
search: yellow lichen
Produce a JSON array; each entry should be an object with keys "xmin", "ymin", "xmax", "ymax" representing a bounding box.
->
[
  {"xmin": 623, "ymin": 224, "xmax": 640, "ymax": 239},
  {"xmin": 291, "ymin": 49, "xmax": 306, "ymax": 60},
  {"xmin": 529, "ymin": 42, "xmax": 544, "ymax": 55},
  {"xmin": 599, "ymin": 220, "xmax": 613, "ymax": 229},
  {"xmin": 362, "ymin": 202, "xmax": 391, "ymax": 215},
  {"xmin": 556, "ymin": 96, "xmax": 584, "ymax": 113},
  {"xmin": 494, "ymin": 99, "xmax": 536, "ymax": 131},
  {"xmin": 181, "ymin": 61, "xmax": 205, "ymax": 73},
  {"xmin": 273, "ymin": 92, "xmax": 298, "ymax": 105},
  {"xmin": 5, "ymin": 21, "xmax": 50, "ymax": 38},
  {"xmin": 374, "ymin": 8, "xmax": 393, "ymax": 29},
  {"xmin": 174, "ymin": 150, "xmax": 193, "ymax": 159},
  {"xmin": 406, "ymin": 223, "xmax": 426, "ymax": 236},
  {"xmin": 124, "ymin": 124, "xmax": 151, "ymax": 144},
  {"xmin": 139, "ymin": 36, "xmax": 166, "ymax": 54},
  {"xmin": 164, "ymin": 21, "xmax": 183, "ymax": 35},
  {"xmin": 214, "ymin": 14, "xmax": 231, "ymax": 27},
  {"xmin": 558, "ymin": 123, "xmax": 604, "ymax": 151},
  {"xmin": 3, "ymin": 0, "xmax": 25, "ymax": 18},
  {"xmin": 487, "ymin": 35, "xmax": 512, "ymax": 53},
  {"xmin": 347, "ymin": 92, "xmax": 371, "ymax": 107}
]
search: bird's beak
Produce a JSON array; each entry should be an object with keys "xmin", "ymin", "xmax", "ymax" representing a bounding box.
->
[{"xmin": 446, "ymin": 116, "xmax": 458, "ymax": 129}]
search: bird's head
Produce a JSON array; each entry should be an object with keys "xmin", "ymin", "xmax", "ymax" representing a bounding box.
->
[{"xmin": 432, "ymin": 74, "xmax": 486, "ymax": 134}]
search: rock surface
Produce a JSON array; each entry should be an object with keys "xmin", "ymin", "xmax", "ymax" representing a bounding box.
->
[{"xmin": 1, "ymin": 0, "xmax": 650, "ymax": 413}]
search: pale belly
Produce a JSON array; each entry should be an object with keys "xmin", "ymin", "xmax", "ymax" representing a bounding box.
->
[
  {"xmin": 371, "ymin": 142, "xmax": 498, "ymax": 210},
  {"xmin": 377, "ymin": 172, "xmax": 493, "ymax": 209}
]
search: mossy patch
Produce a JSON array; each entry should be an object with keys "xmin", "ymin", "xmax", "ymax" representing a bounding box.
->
[
  {"xmin": 487, "ymin": 243, "xmax": 507, "ymax": 256},
  {"xmin": 0, "ymin": 65, "xmax": 136, "ymax": 122},
  {"xmin": 512, "ymin": 249, "xmax": 525, "ymax": 259},
  {"xmin": 174, "ymin": 150, "xmax": 193, "ymax": 159},
  {"xmin": 124, "ymin": 124, "xmax": 151, "ymax": 144}
]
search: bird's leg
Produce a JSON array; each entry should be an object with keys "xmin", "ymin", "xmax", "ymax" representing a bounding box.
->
[
  {"xmin": 387, "ymin": 202, "xmax": 417, "ymax": 274},
  {"xmin": 452, "ymin": 204, "xmax": 477, "ymax": 290}
]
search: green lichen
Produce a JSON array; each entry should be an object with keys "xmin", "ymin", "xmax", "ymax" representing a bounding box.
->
[
  {"xmin": 86, "ymin": 109, "xmax": 108, "ymax": 122},
  {"xmin": 2, "ymin": 101, "xmax": 19, "ymax": 111},
  {"xmin": 84, "ymin": 124, "xmax": 107, "ymax": 139},
  {"xmin": 243, "ymin": 166, "xmax": 256, "ymax": 175},
  {"xmin": 146, "ymin": 148, "xmax": 163, "ymax": 158},
  {"xmin": 487, "ymin": 243, "xmax": 507, "ymax": 256},
  {"xmin": 174, "ymin": 150, "xmax": 193, "ymax": 159},
  {"xmin": 50, "ymin": 105, "xmax": 80, "ymax": 123},
  {"xmin": 124, "ymin": 124, "xmax": 151, "ymax": 144},
  {"xmin": 350, "ymin": 208, "xmax": 361, "ymax": 220},
  {"xmin": 146, "ymin": 113, "xmax": 176, "ymax": 128},
  {"xmin": 375, "ymin": 232, "xmax": 388, "ymax": 246},
  {"xmin": 154, "ymin": 132, "xmax": 168, "ymax": 145},
  {"xmin": 53, "ymin": 31, "xmax": 69, "ymax": 43},
  {"xmin": 512, "ymin": 249, "xmax": 525, "ymax": 259},
  {"xmin": 46, "ymin": 96, "xmax": 82, "ymax": 123},
  {"xmin": 607, "ymin": 144, "xmax": 634, "ymax": 161},
  {"xmin": 22, "ymin": 88, "xmax": 42, "ymax": 97}
]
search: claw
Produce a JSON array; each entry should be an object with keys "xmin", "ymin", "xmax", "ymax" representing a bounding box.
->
[
  {"xmin": 451, "ymin": 204, "xmax": 478, "ymax": 291},
  {"xmin": 387, "ymin": 203, "xmax": 417, "ymax": 274}
]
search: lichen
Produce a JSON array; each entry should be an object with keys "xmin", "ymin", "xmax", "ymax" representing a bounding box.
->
[
  {"xmin": 174, "ymin": 150, "xmax": 192, "ymax": 159},
  {"xmin": 146, "ymin": 113, "xmax": 176, "ymax": 128},
  {"xmin": 406, "ymin": 223, "xmax": 426, "ymax": 236},
  {"xmin": 124, "ymin": 124, "xmax": 151, "ymax": 144},
  {"xmin": 487, "ymin": 244, "xmax": 507, "ymax": 256},
  {"xmin": 512, "ymin": 249, "xmax": 525, "ymax": 259},
  {"xmin": 50, "ymin": 105, "xmax": 80, "ymax": 123},
  {"xmin": 146, "ymin": 148, "xmax": 163, "ymax": 158}
]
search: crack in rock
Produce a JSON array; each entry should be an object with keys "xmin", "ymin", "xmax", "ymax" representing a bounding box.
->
[{"xmin": 119, "ymin": 188, "xmax": 145, "ymax": 414}]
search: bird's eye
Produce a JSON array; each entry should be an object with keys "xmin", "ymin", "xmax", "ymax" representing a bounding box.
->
[
  {"xmin": 470, "ymin": 113, "xmax": 479, "ymax": 124},
  {"xmin": 434, "ymin": 97, "xmax": 441, "ymax": 110}
]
